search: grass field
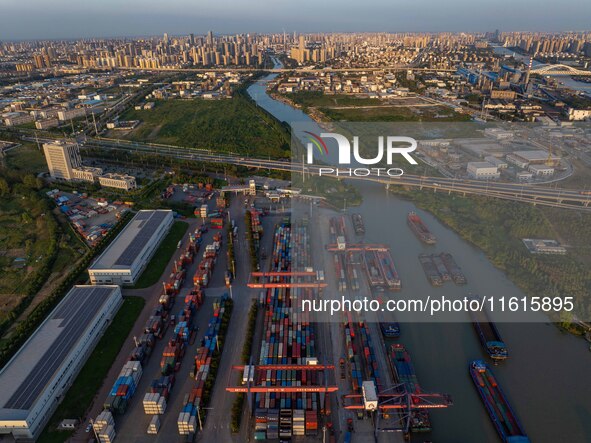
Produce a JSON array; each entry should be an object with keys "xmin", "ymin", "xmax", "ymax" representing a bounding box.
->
[
  {"xmin": 283, "ymin": 91, "xmax": 471, "ymax": 122},
  {"xmin": 39, "ymin": 296, "xmax": 145, "ymax": 443},
  {"xmin": 320, "ymin": 104, "xmax": 472, "ymax": 122},
  {"xmin": 132, "ymin": 220, "xmax": 189, "ymax": 288},
  {"xmin": 5, "ymin": 144, "xmax": 48, "ymax": 173},
  {"xmin": 285, "ymin": 91, "xmax": 383, "ymax": 108},
  {"xmin": 114, "ymin": 97, "xmax": 289, "ymax": 158}
]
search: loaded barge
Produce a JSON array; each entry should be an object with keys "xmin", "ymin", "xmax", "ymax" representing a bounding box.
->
[
  {"xmin": 470, "ymin": 360, "xmax": 530, "ymax": 443},
  {"xmin": 351, "ymin": 213, "xmax": 365, "ymax": 235},
  {"xmin": 389, "ymin": 344, "xmax": 432, "ymax": 433},
  {"xmin": 419, "ymin": 253, "xmax": 466, "ymax": 286},
  {"xmin": 440, "ymin": 253, "xmax": 467, "ymax": 284},
  {"xmin": 363, "ymin": 251, "xmax": 386, "ymax": 291},
  {"xmin": 376, "ymin": 250, "xmax": 401, "ymax": 290},
  {"xmin": 469, "ymin": 295, "xmax": 508, "ymax": 362},
  {"xmin": 407, "ymin": 212, "xmax": 436, "ymax": 244},
  {"xmin": 419, "ymin": 254, "xmax": 443, "ymax": 286}
]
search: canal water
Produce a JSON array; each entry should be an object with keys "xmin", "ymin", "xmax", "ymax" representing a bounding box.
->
[{"xmin": 247, "ymin": 62, "xmax": 591, "ymax": 442}]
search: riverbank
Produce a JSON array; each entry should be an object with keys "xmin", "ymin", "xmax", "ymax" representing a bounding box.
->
[
  {"xmin": 268, "ymin": 91, "xmax": 328, "ymax": 124},
  {"xmin": 388, "ymin": 186, "xmax": 591, "ymax": 335}
]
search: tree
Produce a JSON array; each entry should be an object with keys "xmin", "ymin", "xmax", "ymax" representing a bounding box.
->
[
  {"xmin": 22, "ymin": 174, "xmax": 39, "ymax": 190},
  {"xmin": 0, "ymin": 178, "xmax": 9, "ymax": 196}
]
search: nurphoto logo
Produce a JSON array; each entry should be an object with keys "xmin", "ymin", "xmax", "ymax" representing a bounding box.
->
[{"xmin": 304, "ymin": 132, "xmax": 418, "ymax": 177}]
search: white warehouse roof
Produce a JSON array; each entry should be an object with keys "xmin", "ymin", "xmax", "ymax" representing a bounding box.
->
[{"xmin": 89, "ymin": 210, "xmax": 173, "ymax": 271}]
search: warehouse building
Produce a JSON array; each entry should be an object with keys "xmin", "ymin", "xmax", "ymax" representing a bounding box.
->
[
  {"xmin": 0, "ymin": 285, "xmax": 122, "ymax": 441},
  {"xmin": 467, "ymin": 161, "xmax": 500, "ymax": 179},
  {"xmin": 88, "ymin": 210, "xmax": 174, "ymax": 285}
]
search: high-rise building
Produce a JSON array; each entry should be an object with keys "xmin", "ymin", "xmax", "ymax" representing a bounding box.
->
[{"xmin": 42, "ymin": 141, "xmax": 82, "ymax": 180}]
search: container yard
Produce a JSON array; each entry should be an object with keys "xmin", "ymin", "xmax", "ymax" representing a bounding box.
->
[
  {"xmin": 469, "ymin": 294, "xmax": 508, "ymax": 362},
  {"xmin": 248, "ymin": 221, "xmax": 323, "ymax": 440},
  {"xmin": 407, "ymin": 211, "xmax": 437, "ymax": 244},
  {"xmin": 177, "ymin": 295, "xmax": 231, "ymax": 436},
  {"xmin": 469, "ymin": 360, "xmax": 530, "ymax": 443}
]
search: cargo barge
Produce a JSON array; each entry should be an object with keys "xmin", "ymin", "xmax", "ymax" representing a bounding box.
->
[
  {"xmin": 363, "ymin": 251, "xmax": 386, "ymax": 290},
  {"xmin": 407, "ymin": 212, "xmax": 436, "ymax": 244},
  {"xmin": 469, "ymin": 295, "xmax": 508, "ymax": 362},
  {"xmin": 389, "ymin": 344, "xmax": 431, "ymax": 432},
  {"xmin": 469, "ymin": 360, "xmax": 530, "ymax": 443},
  {"xmin": 351, "ymin": 213, "xmax": 365, "ymax": 235},
  {"xmin": 440, "ymin": 253, "xmax": 467, "ymax": 285},
  {"xmin": 376, "ymin": 250, "xmax": 401, "ymax": 290},
  {"xmin": 419, "ymin": 254, "xmax": 442, "ymax": 286},
  {"xmin": 431, "ymin": 254, "xmax": 451, "ymax": 282}
]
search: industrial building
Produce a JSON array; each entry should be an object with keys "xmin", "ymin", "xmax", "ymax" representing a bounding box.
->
[
  {"xmin": 43, "ymin": 140, "xmax": 84, "ymax": 181},
  {"xmin": 98, "ymin": 173, "xmax": 137, "ymax": 191},
  {"xmin": 510, "ymin": 150, "xmax": 561, "ymax": 166},
  {"xmin": 42, "ymin": 141, "xmax": 137, "ymax": 191},
  {"xmin": 88, "ymin": 210, "xmax": 174, "ymax": 285},
  {"xmin": 0, "ymin": 286, "xmax": 122, "ymax": 441},
  {"xmin": 467, "ymin": 161, "xmax": 500, "ymax": 179}
]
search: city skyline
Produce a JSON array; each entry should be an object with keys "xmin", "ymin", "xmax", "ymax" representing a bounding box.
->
[{"xmin": 2, "ymin": 0, "xmax": 591, "ymax": 40}]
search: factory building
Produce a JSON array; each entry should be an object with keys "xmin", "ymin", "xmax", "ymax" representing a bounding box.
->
[
  {"xmin": 88, "ymin": 210, "xmax": 173, "ymax": 285},
  {"xmin": 0, "ymin": 286, "xmax": 122, "ymax": 441},
  {"xmin": 467, "ymin": 161, "xmax": 500, "ymax": 179},
  {"xmin": 98, "ymin": 173, "xmax": 137, "ymax": 191}
]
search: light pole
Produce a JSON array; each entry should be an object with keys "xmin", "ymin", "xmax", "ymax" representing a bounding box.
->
[{"xmin": 89, "ymin": 418, "xmax": 100, "ymax": 442}]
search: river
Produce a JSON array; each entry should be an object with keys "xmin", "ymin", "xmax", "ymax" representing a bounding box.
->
[{"xmin": 247, "ymin": 60, "xmax": 591, "ymax": 442}]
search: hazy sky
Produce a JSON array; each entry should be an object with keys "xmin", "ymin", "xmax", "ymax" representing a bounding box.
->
[{"xmin": 1, "ymin": 0, "xmax": 590, "ymax": 40}]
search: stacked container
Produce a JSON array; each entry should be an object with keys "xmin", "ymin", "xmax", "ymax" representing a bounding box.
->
[
  {"xmin": 147, "ymin": 415, "xmax": 160, "ymax": 434},
  {"xmin": 96, "ymin": 424, "xmax": 116, "ymax": 443},
  {"xmin": 143, "ymin": 393, "xmax": 167, "ymax": 414},
  {"xmin": 292, "ymin": 409, "xmax": 305, "ymax": 436},
  {"xmin": 253, "ymin": 221, "xmax": 322, "ymax": 439}
]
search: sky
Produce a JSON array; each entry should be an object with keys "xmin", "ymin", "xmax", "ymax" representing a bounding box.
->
[{"xmin": 1, "ymin": 0, "xmax": 590, "ymax": 40}]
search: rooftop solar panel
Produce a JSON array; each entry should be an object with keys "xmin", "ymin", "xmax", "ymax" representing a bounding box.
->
[
  {"xmin": 113, "ymin": 211, "xmax": 168, "ymax": 267},
  {"xmin": 3, "ymin": 287, "xmax": 115, "ymax": 410}
]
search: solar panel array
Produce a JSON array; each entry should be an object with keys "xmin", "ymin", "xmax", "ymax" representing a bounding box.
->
[
  {"xmin": 114, "ymin": 211, "xmax": 168, "ymax": 267},
  {"xmin": 4, "ymin": 287, "xmax": 115, "ymax": 410}
]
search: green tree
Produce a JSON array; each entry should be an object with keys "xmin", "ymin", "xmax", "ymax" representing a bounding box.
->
[
  {"xmin": 0, "ymin": 178, "xmax": 9, "ymax": 196},
  {"xmin": 22, "ymin": 174, "xmax": 39, "ymax": 189}
]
